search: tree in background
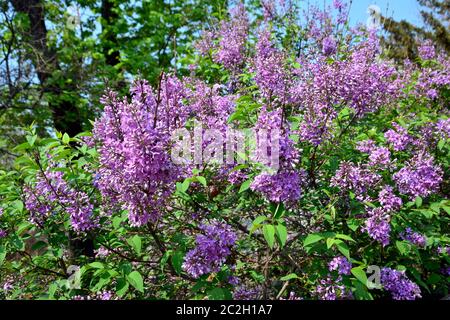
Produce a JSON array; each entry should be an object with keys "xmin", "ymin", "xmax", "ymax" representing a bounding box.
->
[
  {"xmin": 0, "ymin": 0, "xmax": 227, "ymax": 145},
  {"xmin": 381, "ymin": 0, "xmax": 450, "ymax": 62}
]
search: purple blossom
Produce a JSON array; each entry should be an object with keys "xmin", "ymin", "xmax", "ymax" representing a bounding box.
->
[
  {"xmin": 378, "ymin": 185, "xmax": 402, "ymax": 213},
  {"xmin": 380, "ymin": 268, "xmax": 421, "ymax": 300},
  {"xmin": 368, "ymin": 146, "xmax": 391, "ymax": 169},
  {"xmin": 384, "ymin": 123, "xmax": 411, "ymax": 152},
  {"xmin": 362, "ymin": 208, "xmax": 391, "ymax": 246},
  {"xmin": 93, "ymin": 77, "xmax": 187, "ymax": 226},
  {"xmin": 250, "ymin": 170, "xmax": 303, "ymax": 204},
  {"xmin": 254, "ymin": 29, "xmax": 287, "ymax": 98},
  {"xmin": 0, "ymin": 229, "xmax": 7, "ymax": 238},
  {"xmin": 418, "ymin": 40, "xmax": 436, "ymax": 60},
  {"xmin": 328, "ymin": 256, "xmax": 352, "ymax": 275},
  {"xmin": 182, "ymin": 221, "xmax": 237, "ymax": 278},
  {"xmin": 233, "ymin": 286, "xmax": 260, "ymax": 300},
  {"xmin": 331, "ymin": 162, "xmax": 381, "ymax": 198},
  {"xmin": 322, "ymin": 36, "xmax": 337, "ymax": 56},
  {"xmin": 23, "ymin": 166, "xmax": 97, "ymax": 233},
  {"xmin": 356, "ymin": 140, "xmax": 376, "ymax": 153},
  {"xmin": 314, "ymin": 276, "xmax": 352, "ymax": 300},
  {"xmin": 214, "ymin": 3, "xmax": 249, "ymax": 71},
  {"xmin": 393, "ymin": 153, "xmax": 443, "ymax": 199},
  {"xmin": 400, "ymin": 228, "xmax": 426, "ymax": 247}
]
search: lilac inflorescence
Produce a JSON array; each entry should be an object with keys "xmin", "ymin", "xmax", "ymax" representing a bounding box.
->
[
  {"xmin": 380, "ymin": 267, "xmax": 421, "ymax": 300},
  {"xmin": 182, "ymin": 221, "xmax": 237, "ymax": 278}
]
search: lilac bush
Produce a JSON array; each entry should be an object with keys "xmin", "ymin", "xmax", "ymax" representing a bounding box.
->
[{"xmin": 0, "ymin": 1, "xmax": 449, "ymax": 301}]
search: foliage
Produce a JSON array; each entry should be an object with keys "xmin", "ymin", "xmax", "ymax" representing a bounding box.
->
[{"xmin": 0, "ymin": 1, "xmax": 449, "ymax": 301}]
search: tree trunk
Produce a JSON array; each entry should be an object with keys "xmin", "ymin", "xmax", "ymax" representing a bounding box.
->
[{"xmin": 10, "ymin": 0, "xmax": 82, "ymax": 136}]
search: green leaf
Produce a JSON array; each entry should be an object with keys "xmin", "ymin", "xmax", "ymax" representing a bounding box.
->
[
  {"xmin": 239, "ymin": 178, "xmax": 252, "ymax": 193},
  {"xmin": 207, "ymin": 287, "xmax": 231, "ymax": 300},
  {"xmin": 353, "ymin": 280, "xmax": 373, "ymax": 300},
  {"xmin": 171, "ymin": 251, "xmax": 184, "ymax": 275},
  {"xmin": 89, "ymin": 262, "xmax": 104, "ymax": 269},
  {"xmin": 262, "ymin": 225, "xmax": 275, "ymax": 249},
  {"xmin": 415, "ymin": 196, "xmax": 422, "ymax": 208},
  {"xmin": 326, "ymin": 238, "xmax": 335, "ymax": 249},
  {"xmin": 437, "ymin": 139, "xmax": 445, "ymax": 150},
  {"xmin": 127, "ymin": 271, "xmax": 144, "ymax": 293},
  {"xmin": 62, "ymin": 133, "xmax": 70, "ymax": 144},
  {"xmin": 196, "ymin": 176, "xmax": 207, "ymax": 187},
  {"xmin": 181, "ymin": 179, "xmax": 190, "ymax": 192},
  {"xmin": 303, "ymin": 233, "xmax": 324, "ymax": 247},
  {"xmin": 116, "ymin": 277, "xmax": 129, "ymax": 297},
  {"xmin": 336, "ymin": 241, "xmax": 350, "ymax": 259},
  {"xmin": 280, "ymin": 273, "xmax": 299, "ymax": 281},
  {"xmin": 0, "ymin": 246, "xmax": 6, "ymax": 266},
  {"xmin": 396, "ymin": 241, "xmax": 410, "ymax": 255},
  {"xmin": 335, "ymin": 234, "xmax": 355, "ymax": 242},
  {"xmin": 275, "ymin": 224, "xmax": 287, "ymax": 247},
  {"xmin": 127, "ymin": 235, "xmax": 142, "ymax": 255},
  {"xmin": 351, "ymin": 267, "xmax": 368, "ymax": 286}
]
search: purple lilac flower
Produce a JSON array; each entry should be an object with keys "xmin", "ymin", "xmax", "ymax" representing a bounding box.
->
[
  {"xmin": 362, "ymin": 208, "xmax": 391, "ymax": 246},
  {"xmin": 254, "ymin": 29, "xmax": 287, "ymax": 98},
  {"xmin": 384, "ymin": 123, "xmax": 411, "ymax": 152},
  {"xmin": 393, "ymin": 152, "xmax": 443, "ymax": 199},
  {"xmin": 331, "ymin": 162, "xmax": 381, "ymax": 198},
  {"xmin": 368, "ymin": 146, "xmax": 391, "ymax": 168},
  {"xmin": 314, "ymin": 276, "xmax": 352, "ymax": 300},
  {"xmin": 435, "ymin": 118, "xmax": 450, "ymax": 139},
  {"xmin": 23, "ymin": 166, "xmax": 97, "ymax": 232},
  {"xmin": 0, "ymin": 229, "xmax": 7, "ymax": 238},
  {"xmin": 437, "ymin": 246, "xmax": 450, "ymax": 255},
  {"xmin": 356, "ymin": 140, "xmax": 376, "ymax": 153},
  {"xmin": 322, "ymin": 36, "xmax": 337, "ymax": 56},
  {"xmin": 378, "ymin": 185, "xmax": 402, "ymax": 213},
  {"xmin": 280, "ymin": 292, "xmax": 303, "ymax": 300},
  {"xmin": 233, "ymin": 286, "xmax": 260, "ymax": 300},
  {"xmin": 182, "ymin": 221, "xmax": 237, "ymax": 278},
  {"xmin": 380, "ymin": 268, "xmax": 421, "ymax": 300},
  {"xmin": 214, "ymin": 3, "xmax": 249, "ymax": 71},
  {"xmin": 418, "ymin": 40, "xmax": 436, "ymax": 60},
  {"xmin": 93, "ymin": 77, "xmax": 187, "ymax": 226},
  {"xmin": 95, "ymin": 246, "xmax": 110, "ymax": 258},
  {"xmin": 97, "ymin": 290, "xmax": 114, "ymax": 300},
  {"xmin": 328, "ymin": 256, "xmax": 352, "ymax": 275},
  {"xmin": 400, "ymin": 228, "xmax": 426, "ymax": 247},
  {"xmin": 251, "ymin": 171, "xmax": 302, "ymax": 204}
]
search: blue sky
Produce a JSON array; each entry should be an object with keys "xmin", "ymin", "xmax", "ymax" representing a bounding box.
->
[{"xmin": 308, "ymin": 0, "xmax": 423, "ymax": 26}]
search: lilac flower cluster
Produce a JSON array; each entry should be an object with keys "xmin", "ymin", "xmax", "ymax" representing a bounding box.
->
[
  {"xmin": 368, "ymin": 146, "xmax": 392, "ymax": 169},
  {"xmin": 418, "ymin": 40, "xmax": 436, "ymax": 61},
  {"xmin": 322, "ymin": 36, "xmax": 337, "ymax": 56},
  {"xmin": 292, "ymin": 31, "xmax": 400, "ymax": 146},
  {"xmin": 254, "ymin": 29, "xmax": 287, "ymax": 98},
  {"xmin": 400, "ymin": 228, "xmax": 426, "ymax": 248},
  {"xmin": 393, "ymin": 153, "xmax": 443, "ymax": 199},
  {"xmin": 314, "ymin": 276, "xmax": 353, "ymax": 300},
  {"xmin": 331, "ymin": 162, "xmax": 380, "ymax": 199},
  {"xmin": 328, "ymin": 256, "xmax": 352, "ymax": 275},
  {"xmin": 93, "ymin": 77, "xmax": 187, "ymax": 226},
  {"xmin": 23, "ymin": 166, "xmax": 96, "ymax": 232},
  {"xmin": 214, "ymin": 3, "xmax": 249, "ymax": 71},
  {"xmin": 362, "ymin": 208, "xmax": 391, "ymax": 246},
  {"xmin": 182, "ymin": 221, "xmax": 237, "ymax": 278},
  {"xmin": 378, "ymin": 185, "xmax": 402, "ymax": 213},
  {"xmin": 384, "ymin": 123, "xmax": 411, "ymax": 152},
  {"xmin": 251, "ymin": 171, "xmax": 302, "ymax": 204},
  {"xmin": 380, "ymin": 268, "xmax": 421, "ymax": 300},
  {"xmin": 233, "ymin": 286, "xmax": 260, "ymax": 300}
]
